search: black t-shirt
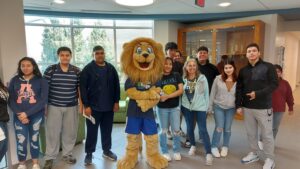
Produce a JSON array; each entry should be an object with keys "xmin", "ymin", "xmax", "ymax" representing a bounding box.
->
[
  {"xmin": 157, "ymin": 72, "xmax": 183, "ymax": 108},
  {"xmin": 172, "ymin": 61, "xmax": 184, "ymax": 76},
  {"xmin": 125, "ymin": 78, "xmax": 159, "ymax": 119}
]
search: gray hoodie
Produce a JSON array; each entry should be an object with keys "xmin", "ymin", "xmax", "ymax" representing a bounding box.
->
[{"xmin": 208, "ymin": 75, "xmax": 236, "ymax": 112}]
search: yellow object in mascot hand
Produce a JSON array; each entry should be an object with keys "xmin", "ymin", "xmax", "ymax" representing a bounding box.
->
[{"xmin": 117, "ymin": 37, "xmax": 168, "ymax": 169}]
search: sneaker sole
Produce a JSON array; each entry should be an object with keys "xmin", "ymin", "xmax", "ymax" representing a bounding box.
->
[
  {"xmin": 102, "ymin": 154, "xmax": 117, "ymax": 161},
  {"xmin": 241, "ymin": 157, "xmax": 259, "ymax": 164}
]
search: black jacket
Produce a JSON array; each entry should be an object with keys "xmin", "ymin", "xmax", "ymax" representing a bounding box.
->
[
  {"xmin": 197, "ymin": 60, "xmax": 220, "ymax": 92},
  {"xmin": 235, "ymin": 59, "xmax": 278, "ymax": 109},
  {"xmin": 0, "ymin": 89, "xmax": 9, "ymax": 122},
  {"xmin": 80, "ymin": 61, "xmax": 120, "ymax": 111}
]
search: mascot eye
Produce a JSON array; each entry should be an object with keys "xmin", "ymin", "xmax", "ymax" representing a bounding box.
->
[
  {"xmin": 136, "ymin": 47, "xmax": 142, "ymax": 54},
  {"xmin": 147, "ymin": 48, "xmax": 153, "ymax": 54}
]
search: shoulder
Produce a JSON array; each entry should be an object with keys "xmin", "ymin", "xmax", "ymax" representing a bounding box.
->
[
  {"xmin": 69, "ymin": 64, "xmax": 81, "ymax": 72},
  {"xmin": 44, "ymin": 64, "xmax": 57, "ymax": 74}
]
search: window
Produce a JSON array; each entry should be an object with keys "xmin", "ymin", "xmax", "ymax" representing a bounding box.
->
[{"xmin": 25, "ymin": 16, "xmax": 154, "ymax": 74}]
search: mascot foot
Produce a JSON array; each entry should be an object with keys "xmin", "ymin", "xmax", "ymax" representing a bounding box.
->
[
  {"xmin": 117, "ymin": 134, "xmax": 141, "ymax": 169},
  {"xmin": 144, "ymin": 134, "xmax": 168, "ymax": 169}
]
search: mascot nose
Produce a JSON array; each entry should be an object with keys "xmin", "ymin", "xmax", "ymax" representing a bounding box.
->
[{"xmin": 142, "ymin": 53, "xmax": 149, "ymax": 58}]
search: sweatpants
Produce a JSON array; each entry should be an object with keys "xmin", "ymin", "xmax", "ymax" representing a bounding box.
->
[
  {"xmin": 44, "ymin": 105, "xmax": 79, "ymax": 160},
  {"xmin": 243, "ymin": 108, "xmax": 274, "ymax": 160},
  {"xmin": 85, "ymin": 110, "xmax": 114, "ymax": 154}
]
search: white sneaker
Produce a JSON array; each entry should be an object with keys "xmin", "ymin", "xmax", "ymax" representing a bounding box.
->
[
  {"xmin": 241, "ymin": 152, "xmax": 259, "ymax": 164},
  {"xmin": 220, "ymin": 147, "xmax": 228, "ymax": 157},
  {"xmin": 263, "ymin": 158, "xmax": 275, "ymax": 169},
  {"xmin": 188, "ymin": 146, "xmax": 196, "ymax": 156},
  {"xmin": 17, "ymin": 164, "xmax": 27, "ymax": 169},
  {"xmin": 32, "ymin": 164, "xmax": 40, "ymax": 169},
  {"xmin": 258, "ymin": 141, "xmax": 264, "ymax": 150},
  {"xmin": 162, "ymin": 153, "xmax": 172, "ymax": 161},
  {"xmin": 211, "ymin": 147, "xmax": 220, "ymax": 157},
  {"xmin": 206, "ymin": 154, "xmax": 213, "ymax": 166},
  {"xmin": 173, "ymin": 153, "xmax": 181, "ymax": 161}
]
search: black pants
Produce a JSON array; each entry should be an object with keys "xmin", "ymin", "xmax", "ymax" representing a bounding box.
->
[{"xmin": 85, "ymin": 110, "xmax": 114, "ymax": 154}]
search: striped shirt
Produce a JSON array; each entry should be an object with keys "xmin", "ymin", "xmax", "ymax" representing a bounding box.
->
[{"xmin": 44, "ymin": 64, "xmax": 80, "ymax": 107}]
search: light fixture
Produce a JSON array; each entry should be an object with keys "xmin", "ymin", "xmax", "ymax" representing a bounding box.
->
[
  {"xmin": 53, "ymin": 0, "xmax": 65, "ymax": 4},
  {"xmin": 218, "ymin": 2, "xmax": 231, "ymax": 7},
  {"xmin": 115, "ymin": 0, "xmax": 155, "ymax": 7}
]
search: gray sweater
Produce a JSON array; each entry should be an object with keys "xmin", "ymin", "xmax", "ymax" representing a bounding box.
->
[{"xmin": 208, "ymin": 75, "xmax": 236, "ymax": 112}]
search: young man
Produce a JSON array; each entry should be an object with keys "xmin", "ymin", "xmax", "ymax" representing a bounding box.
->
[
  {"xmin": 196, "ymin": 46, "xmax": 219, "ymax": 92},
  {"xmin": 165, "ymin": 42, "xmax": 183, "ymax": 76},
  {"xmin": 43, "ymin": 47, "xmax": 82, "ymax": 169},
  {"xmin": 80, "ymin": 46, "xmax": 120, "ymax": 165},
  {"xmin": 236, "ymin": 43, "xmax": 278, "ymax": 169}
]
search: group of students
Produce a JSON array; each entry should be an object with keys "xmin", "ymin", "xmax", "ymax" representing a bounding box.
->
[
  {"xmin": 0, "ymin": 41, "xmax": 294, "ymax": 169},
  {"xmin": 0, "ymin": 46, "xmax": 120, "ymax": 169},
  {"xmin": 155, "ymin": 42, "xmax": 294, "ymax": 169}
]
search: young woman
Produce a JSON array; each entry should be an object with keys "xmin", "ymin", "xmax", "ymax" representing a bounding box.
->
[
  {"xmin": 181, "ymin": 58, "xmax": 213, "ymax": 165},
  {"xmin": 0, "ymin": 78, "xmax": 9, "ymax": 162},
  {"xmin": 9, "ymin": 57, "xmax": 48, "ymax": 169},
  {"xmin": 157, "ymin": 57, "xmax": 183, "ymax": 161},
  {"xmin": 208, "ymin": 59, "xmax": 237, "ymax": 158},
  {"xmin": 271, "ymin": 64, "xmax": 294, "ymax": 139}
]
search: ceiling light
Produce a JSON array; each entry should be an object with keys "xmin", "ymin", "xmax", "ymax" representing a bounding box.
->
[
  {"xmin": 115, "ymin": 0, "xmax": 155, "ymax": 7},
  {"xmin": 53, "ymin": 0, "xmax": 65, "ymax": 4},
  {"xmin": 219, "ymin": 2, "xmax": 231, "ymax": 7}
]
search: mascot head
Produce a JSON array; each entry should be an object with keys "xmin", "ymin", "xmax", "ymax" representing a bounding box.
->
[{"xmin": 121, "ymin": 37, "xmax": 165, "ymax": 84}]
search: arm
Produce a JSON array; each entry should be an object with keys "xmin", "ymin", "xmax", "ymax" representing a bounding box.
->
[
  {"xmin": 255, "ymin": 64, "xmax": 279, "ymax": 98},
  {"xmin": 204, "ymin": 77, "xmax": 210, "ymax": 111},
  {"xmin": 25, "ymin": 78, "xmax": 49, "ymax": 116},
  {"xmin": 208, "ymin": 78, "xmax": 218, "ymax": 112},
  {"xmin": 79, "ymin": 67, "xmax": 90, "ymax": 108},
  {"xmin": 113, "ymin": 67, "xmax": 120, "ymax": 103},
  {"xmin": 285, "ymin": 81, "xmax": 294, "ymax": 112},
  {"xmin": 8, "ymin": 77, "xmax": 21, "ymax": 114},
  {"xmin": 126, "ymin": 87, "xmax": 159, "ymax": 100},
  {"xmin": 235, "ymin": 70, "xmax": 244, "ymax": 109}
]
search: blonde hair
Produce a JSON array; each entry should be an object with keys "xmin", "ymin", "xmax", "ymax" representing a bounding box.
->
[{"xmin": 182, "ymin": 58, "xmax": 200, "ymax": 79}]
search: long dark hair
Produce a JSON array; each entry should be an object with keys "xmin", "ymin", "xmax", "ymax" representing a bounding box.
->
[
  {"xmin": 0, "ymin": 78, "xmax": 8, "ymax": 92},
  {"xmin": 221, "ymin": 59, "xmax": 237, "ymax": 82},
  {"xmin": 17, "ymin": 57, "xmax": 42, "ymax": 78}
]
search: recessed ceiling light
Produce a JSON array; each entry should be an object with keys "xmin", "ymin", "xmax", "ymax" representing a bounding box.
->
[
  {"xmin": 53, "ymin": 0, "xmax": 65, "ymax": 4},
  {"xmin": 115, "ymin": 0, "xmax": 155, "ymax": 7},
  {"xmin": 219, "ymin": 2, "xmax": 231, "ymax": 7}
]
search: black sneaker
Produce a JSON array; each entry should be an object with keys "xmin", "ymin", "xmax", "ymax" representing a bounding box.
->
[
  {"xmin": 103, "ymin": 150, "xmax": 117, "ymax": 161},
  {"xmin": 84, "ymin": 153, "xmax": 93, "ymax": 165},
  {"xmin": 43, "ymin": 159, "xmax": 53, "ymax": 169},
  {"xmin": 62, "ymin": 155, "xmax": 77, "ymax": 164}
]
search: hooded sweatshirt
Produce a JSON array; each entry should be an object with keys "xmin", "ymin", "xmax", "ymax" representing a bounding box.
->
[{"xmin": 8, "ymin": 75, "xmax": 49, "ymax": 117}]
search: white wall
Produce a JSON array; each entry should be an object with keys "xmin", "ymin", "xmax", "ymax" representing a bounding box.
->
[
  {"xmin": 0, "ymin": 0, "xmax": 27, "ymax": 166},
  {"xmin": 154, "ymin": 20, "xmax": 185, "ymax": 50},
  {"xmin": 187, "ymin": 14, "xmax": 279, "ymax": 63},
  {"xmin": 281, "ymin": 33, "xmax": 299, "ymax": 90}
]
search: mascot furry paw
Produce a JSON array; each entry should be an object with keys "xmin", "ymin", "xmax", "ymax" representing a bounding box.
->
[{"xmin": 117, "ymin": 37, "xmax": 168, "ymax": 169}]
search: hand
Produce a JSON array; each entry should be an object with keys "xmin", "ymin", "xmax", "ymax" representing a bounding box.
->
[
  {"xmin": 21, "ymin": 117, "xmax": 29, "ymax": 124},
  {"xmin": 160, "ymin": 95, "xmax": 169, "ymax": 102},
  {"xmin": 246, "ymin": 91, "xmax": 256, "ymax": 100},
  {"xmin": 17, "ymin": 112, "xmax": 27, "ymax": 121},
  {"xmin": 288, "ymin": 111, "xmax": 294, "ymax": 115},
  {"xmin": 236, "ymin": 108, "xmax": 243, "ymax": 115},
  {"xmin": 79, "ymin": 104, "xmax": 83, "ymax": 114},
  {"xmin": 113, "ymin": 102, "xmax": 119, "ymax": 112},
  {"xmin": 84, "ymin": 107, "xmax": 92, "ymax": 117}
]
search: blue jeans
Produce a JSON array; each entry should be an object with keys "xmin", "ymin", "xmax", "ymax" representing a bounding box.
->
[
  {"xmin": 0, "ymin": 122, "xmax": 8, "ymax": 162},
  {"xmin": 211, "ymin": 105, "xmax": 235, "ymax": 148},
  {"xmin": 181, "ymin": 106, "xmax": 211, "ymax": 154},
  {"xmin": 273, "ymin": 112, "xmax": 284, "ymax": 139},
  {"xmin": 157, "ymin": 107, "xmax": 181, "ymax": 154},
  {"xmin": 14, "ymin": 114, "xmax": 43, "ymax": 161}
]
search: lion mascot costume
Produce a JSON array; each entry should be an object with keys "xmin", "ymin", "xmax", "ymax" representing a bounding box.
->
[{"xmin": 117, "ymin": 37, "xmax": 168, "ymax": 169}]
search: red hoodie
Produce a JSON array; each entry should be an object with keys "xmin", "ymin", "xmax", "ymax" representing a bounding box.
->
[{"xmin": 272, "ymin": 78, "xmax": 294, "ymax": 112}]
